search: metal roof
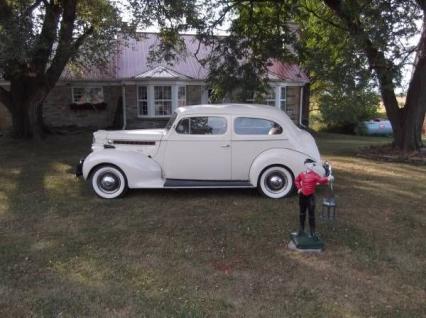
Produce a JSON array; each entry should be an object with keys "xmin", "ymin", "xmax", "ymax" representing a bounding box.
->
[{"xmin": 62, "ymin": 33, "xmax": 309, "ymax": 83}]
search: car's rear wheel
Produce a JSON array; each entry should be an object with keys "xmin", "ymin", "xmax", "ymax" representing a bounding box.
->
[
  {"xmin": 90, "ymin": 165, "xmax": 127, "ymax": 199},
  {"xmin": 257, "ymin": 166, "xmax": 294, "ymax": 199}
]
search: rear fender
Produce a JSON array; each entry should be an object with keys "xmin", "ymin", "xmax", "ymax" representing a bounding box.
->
[
  {"xmin": 249, "ymin": 149, "xmax": 325, "ymax": 186},
  {"xmin": 82, "ymin": 150, "xmax": 163, "ymax": 188}
]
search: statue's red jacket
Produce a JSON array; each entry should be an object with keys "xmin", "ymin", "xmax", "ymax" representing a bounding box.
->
[{"xmin": 295, "ymin": 170, "xmax": 329, "ymax": 196}]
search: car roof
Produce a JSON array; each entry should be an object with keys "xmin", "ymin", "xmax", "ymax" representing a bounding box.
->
[{"xmin": 176, "ymin": 103, "xmax": 294, "ymax": 123}]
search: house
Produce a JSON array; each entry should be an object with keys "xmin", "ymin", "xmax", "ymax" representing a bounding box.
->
[{"xmin": 0, "ymin": 33, "xmax": 310, "ymax": 132}]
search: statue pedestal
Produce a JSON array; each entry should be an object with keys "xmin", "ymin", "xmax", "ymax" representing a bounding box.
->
[{"xmin": 288, "ymin": 232, "xmax": 324, "ymax": 252}]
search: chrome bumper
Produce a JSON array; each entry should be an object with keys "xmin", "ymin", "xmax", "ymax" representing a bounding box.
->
[
  {"xmin": 322, "ymin": 160, "xmax": 332, "ymax": 177},
  {"xmin": 75, "ymin": 157, "xmax": 85, "ymax": 177}
]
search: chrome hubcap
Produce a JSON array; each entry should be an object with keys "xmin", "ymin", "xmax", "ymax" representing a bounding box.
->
[
  {"xmin": 98, "ymin": 172, "xmax": 120, "ymax": 193},
  {"xmin": 265, "ymin": 172, "xmax": 287, "ymax": 192}
]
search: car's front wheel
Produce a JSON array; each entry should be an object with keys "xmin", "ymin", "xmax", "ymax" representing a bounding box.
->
[
  {"xmin": 90, "ymin": 165, "xmax": 128, "ymax": 199},
  {"xmin": 258, "ymin": 166, "xmax": 294, "ymax": 199}
]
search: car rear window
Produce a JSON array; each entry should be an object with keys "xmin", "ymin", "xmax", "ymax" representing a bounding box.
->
[
  {"xmin": 176, "ymin": 116, "xmax": 227, "ymax": 135},
  {"xmin": 234, "ymin": 117, "xmax": 283, "ymax": 135}
]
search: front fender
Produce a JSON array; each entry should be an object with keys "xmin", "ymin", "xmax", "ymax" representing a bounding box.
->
[
  {"xmin": 249, "ymin": 148, "xmax": 324, "ymax": 186},
  {"xmin": 82, "ymin": 150, "xmax": 163, "ymax": 188}
]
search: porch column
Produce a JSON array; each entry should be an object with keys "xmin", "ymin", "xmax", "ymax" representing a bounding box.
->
[
  {"xmin": 201, "ymin": 86, "xmax": 209, "ymax": 104},
  {"xmin": 121, "ymin": 84, "xmax": 127, "ymax": 130},
  {"xmin": 172, "ymin": 85, "xmax": 178, "ymax": 111},
  {"xmin": 147, "ymin": 85, "xmax": 155, "ymax": 116},
  {"xmin": 299, "ymin": 86, "xmax": 304, "ymax": 126},
  {"xmin": 274, "ymin": 86, "xmax": 281, "ymax": 109}
]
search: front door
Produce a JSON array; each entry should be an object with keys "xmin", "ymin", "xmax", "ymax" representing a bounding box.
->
[{"xmin": 163, "ymin": 115, "xmax": 231, "ymax": 180}]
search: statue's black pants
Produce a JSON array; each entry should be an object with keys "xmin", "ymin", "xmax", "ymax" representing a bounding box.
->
[{"xmin": 299, "ymin": 193, "xmax": 316, "ymax": 234}]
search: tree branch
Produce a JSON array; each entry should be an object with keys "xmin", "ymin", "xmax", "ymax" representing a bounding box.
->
[
  {"xmin": 72, "ymin": 27, "xmax": 94, "ymax": 52},
  {"xmin": 31, "ymin": 2, "xmax": 61, "ymax": 74},
  {"xmin": 24, "ymin": 0, "xmax": 47, "ymax": 16},
  {"xmin": 46, "ymin": 0, "xmax": 78, "ymax": 87},
  {"xmin": 301, "ymin": 1, "xmax": 347, "ymax": 31},
  {"xmin": 397, "ymin": 46, "xmax": 419, "ymax": 68},
  {"xmin": 322, "ymin": 0, "xmax": 400, "ymax": 122},
  {"xmin": 194, "ymin": 1, "xmax": 243, "ymax": 62}
]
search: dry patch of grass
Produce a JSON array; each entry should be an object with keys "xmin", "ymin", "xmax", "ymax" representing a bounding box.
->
[{"xmin": 0, "ymin": 133, "xmax": 425, "ymax": 317}]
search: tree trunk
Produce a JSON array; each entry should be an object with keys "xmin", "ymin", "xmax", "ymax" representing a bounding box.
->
[
  {"xmin": 9, "ymin": 79, "xmax": 47, "ymax": 139},
  {"xmin": 392, "ymin": 108, "xmax": 423, "ymax": 152},
  {"xmin": 396, "ymin": 13, "xmax": 426, "ymax": 152},
  {"xmin": 10, "ymin": 105, "xmax": 32, "ymax": 138}
]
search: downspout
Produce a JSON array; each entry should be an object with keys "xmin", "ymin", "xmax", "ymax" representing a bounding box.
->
[
  {"xmin": 299, "ymin": 85, "xmax": 307, "ymax": 129},
  {"xmin": 121, "ymin": 83, "xmax": 127, "ymax": 130}
]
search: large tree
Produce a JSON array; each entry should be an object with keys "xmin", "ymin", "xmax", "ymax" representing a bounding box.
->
[
  {"xmin": 0, "ymin": 0, "xmax": 190, "ymax": 138},
  {"xmin": 186, "ymin": 0, "xmax": 425, "ymax": 152},
  {"xmin": 319, "ymin": 0, "xmax": 425, "ymax": 152},
  {"xmin": 296, "ymin": 1, "xmax": 381, "ymax": 132},
  {"xmin": 0, "ymin": 0, "xmax": 134, "ymax": 138}
]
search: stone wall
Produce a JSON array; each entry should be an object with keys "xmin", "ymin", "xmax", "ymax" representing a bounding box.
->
[
  {"xmin": 124, "ymin": 85, "xmax": 138, "ymax": 128},
  {"xmin": 1, "ymin": 82, "xmax": 309, "ymax": 133},
  {"xmin": 43, "ymin": 85, "xmax": 121, "ymax": 130}
]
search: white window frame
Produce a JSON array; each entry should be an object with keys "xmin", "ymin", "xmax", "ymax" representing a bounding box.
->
[
  {"xmin": 153, "ymin": 85, "xmax": 173, "ymax": 117},
  {"xmin": 137, "ymin": 85, "xmax": 149, "ymax": 117},
  {"xmin": 135, "ymin": 82, "xmax": 208, "ymax": 118},
  {"xmin": 246, "ymin": 86, "xmax": 277, "ymax": 106},
  {"xmin": 71, "ymin": 86, "xmax": 104, "ymax": 104}
]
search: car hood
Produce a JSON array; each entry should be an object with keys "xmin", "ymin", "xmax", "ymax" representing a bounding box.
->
[
  {"xmin": 92, "ymin": 129, "xmax": 167, "ymax": 157},
  {"xmin": 105, "ymin": 129, "xmax": 166, "ymax": 141}
]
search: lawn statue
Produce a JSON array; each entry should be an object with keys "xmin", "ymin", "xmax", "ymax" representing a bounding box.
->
[
  {"xmin": 289, "ymin": 158, "xmax": 334, "ymax": 251},
  {"xmin": 320, "ymin": 161, "xmax": 336, "ymax": 221}
]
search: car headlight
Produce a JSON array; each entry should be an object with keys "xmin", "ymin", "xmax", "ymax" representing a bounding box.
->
[{"xmin": 322, "ymin": 160, "xmax": 332, "ymax": 176}]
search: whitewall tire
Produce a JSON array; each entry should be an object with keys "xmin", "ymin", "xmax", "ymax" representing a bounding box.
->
[
  {"xmin": 258, "ymin": 166, "xmax": 294, "ymax": 199},
  {"xmin": 90, "ymin": 165, "xmax": 127, "ymax": 199}
]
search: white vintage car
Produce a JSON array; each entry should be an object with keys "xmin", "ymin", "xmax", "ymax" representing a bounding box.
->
[{"xmin": 76, "ymin": 104, "xmax": 328, "ymax": 199}]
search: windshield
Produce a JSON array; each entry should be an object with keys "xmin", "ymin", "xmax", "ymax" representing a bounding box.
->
[{"xmin": 165, "ymin": 112, "xmax": 178, "ymax": 130}]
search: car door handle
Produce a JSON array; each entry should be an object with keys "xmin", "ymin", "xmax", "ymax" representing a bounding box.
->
[{"xmin": 220, "ymin": 144, "xmax": 231, "ymax": 148}]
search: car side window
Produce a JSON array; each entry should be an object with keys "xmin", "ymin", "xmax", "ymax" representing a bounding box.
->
[
  {"xmin": 176, "ymin": 118, "xmax": 190, "ymax": 134},
  {"xmin": 234, "ymin": 117, "xmax": 283, "ymax": 135},
  {"xmin": 176, "ymin": 116, "xmax": 227, "ymax": 135}
]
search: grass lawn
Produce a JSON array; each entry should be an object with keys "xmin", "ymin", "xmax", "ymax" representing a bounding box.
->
[{"xmin": 0, "ymin": 132, "xmax": 425, "ymax": 317}]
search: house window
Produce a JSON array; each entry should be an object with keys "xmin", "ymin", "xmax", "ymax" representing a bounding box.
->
[
  {"xmin": 154, "ymin": 86, "xmax": 172, "ymax": 116},
  {"xmin": 72, "ymin": 87, "xmax": 103, "ymax": 104},
  {"xmin": 280, "ymin": 87, "xmax": 287, "ymax": 111},
  {"xmin": 246, "ymin": 87, "xmax": 276, "ymax": 106},
  {"xmin": 137, "ymin": 86, "xmax": 148, "ymax": 116}
]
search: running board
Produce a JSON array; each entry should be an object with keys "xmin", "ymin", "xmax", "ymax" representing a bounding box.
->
[{"xmin": 164, "ymin": 179, "xmax": 253, "ymax": 188}]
